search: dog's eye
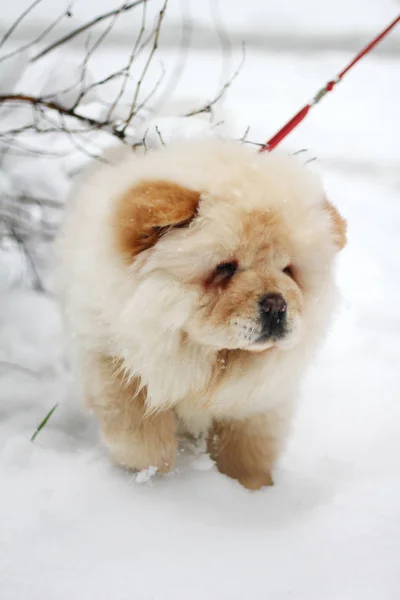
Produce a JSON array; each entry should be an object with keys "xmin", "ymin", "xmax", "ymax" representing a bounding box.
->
[
  {"xmin": 215, "ymin": 261, "xmax": 238, "ymax": 278},
  {"xmin": 209, "ymin": 261, "xmax": 238, "ymax": 286},
  {"xmin": 283, "ymin": 265, "xmax": 295, "ymax": 279}
]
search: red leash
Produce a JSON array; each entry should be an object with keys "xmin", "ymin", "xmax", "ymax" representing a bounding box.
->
[{"xmin": 259, "ymin": 14, "xmax": 400, "ymax": 152}]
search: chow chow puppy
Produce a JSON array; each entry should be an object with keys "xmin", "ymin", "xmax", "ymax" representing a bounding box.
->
[{"xmin": 57, "ymin": 139, "xmax": 346, "ymax": 490}]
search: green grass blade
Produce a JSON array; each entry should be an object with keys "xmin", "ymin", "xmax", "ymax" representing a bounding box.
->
[{"xmin": 30, "ymin": 403, "xmax": 59, "ymax": 442}]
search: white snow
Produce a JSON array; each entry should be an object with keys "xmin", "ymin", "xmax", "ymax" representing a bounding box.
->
[{"xmin": 1, "ymin": 1, "xmax": 400, "ymax": 599}]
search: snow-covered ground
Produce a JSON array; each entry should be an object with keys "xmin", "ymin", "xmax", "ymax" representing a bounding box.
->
[{"xmin": 1, "ymin": 1, "xmax": 400, "ymax": 599}]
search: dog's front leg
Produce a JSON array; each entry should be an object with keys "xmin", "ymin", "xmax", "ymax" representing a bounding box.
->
[
  {"xmin": 207, "ymin": 410, "xmax": 289, "ymax": 490},
  {"xmin": 86, "ymin": 354, "xmax": 177, "ymax": 473}
]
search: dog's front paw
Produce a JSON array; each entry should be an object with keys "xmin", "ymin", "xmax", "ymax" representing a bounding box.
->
[
  {"xmin": 105, "ymin": 432, "xmax": 177, "ymax": 473},
  {"xmin": 212, "ymin": 451, "xmax": 274, "ymax": 491},
  {"xmin": 101, "ymin": 407, "xmax": 178, "ymax": 474},
  {"xmin": 208, "ymin": 415, "xmax": 280, "ymax": 491},
  {"xmin": 234, "ymin": 471, "xmax": 274, "ymax": 491}
]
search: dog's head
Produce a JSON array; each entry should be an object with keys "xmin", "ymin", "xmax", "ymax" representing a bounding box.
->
[{"xmin": 112, "ymin": 141, "xmax": 346, "ymax": 352}]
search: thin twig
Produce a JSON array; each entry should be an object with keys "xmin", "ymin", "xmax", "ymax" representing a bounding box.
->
[
  {"xmin": 0, "ymin": 360, "xmax": 40, "ymax": 377},
  {"xmin": 120, "ymin": 0, "xmax": 168, "ymax": 134},
  {"xmin": 0, "ymin": 94, "xmax": 126, "ymax": 140},
  {"xmin": 0, "ymin": 139, "xmax": 70, "ymax": 157},
  {"xmin": 31, "ymin": 0, "xmax": 146, "ymax": 62},
  {"xmin": 72, "ymin": 3, "xmax": 128, "ymax": 109},
  {"xmin": 0, "ymin": 114, "xmax": 116, "ymax": 138},
  {"xmin": 10, "ymin": 195, "xmax": 63, "ymax": 209},
  {"xmin": 155, "ymin": 125, "xmax": 165, "ymax": 145},
  {"xmin": 239, "ymin": 125, "xmax": 251, "ymax": 142},
  {"xmin": 58, "ymin": 112, "xmax": 107, "ymax": 162},
  {"xmin": 0, "ymin": 0, "xmax": 43, "ymax": 52},
  {"xmin": 240, "ymin": 139, "xmax": 264, "ymax": 148},
  {"xmin": 82, "ymin": 70, "xmax": 127, "ymax": 96},
  {"xmin": 0, "ymin": 2, "xmax": 73, "ymax": 64},
  {"xmin": 134, "ymin": 128, "xmax": 149, "ymax": 151},
  {"xmin": 39, "ymin": 62, "xmax": 132, "ymax": 108},
  {"xmin": 107, "ymin": 0, "xmax": 148, "ymax": 121},
  {"xmin": 9, "ymin": 226, "xmax": 45, "ymax": 292},
  {"xmin": 152, "ymin": 0, "xmax": 192, "ymax": 111},
  {"xmin": 185, "ymin": 42, "xmax": 246, "ymax": 118},
  {"xmin": 210, "ymin": 0, "xmax": 233, "ymax": 92},
  {"xmin": 133, "ymin": 61, "xmax": 166, "ymax": 115}
]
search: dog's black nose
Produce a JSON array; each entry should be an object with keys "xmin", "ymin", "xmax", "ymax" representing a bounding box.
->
[
  {"xmin": 259, "ymin": 293, "xmax": 287, "ymax": 314},
  {"xmin": 258, "ymin": 293, "xmax": 287, "ymax": 339}
]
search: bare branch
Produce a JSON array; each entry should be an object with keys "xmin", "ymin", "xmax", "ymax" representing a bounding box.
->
[
  {"xmin": 132, "ymin": 128, "xmax": 149, "ymax": 151},
  {"xmin": 237, "ymin": 125, "xmax": 266, "ymax": 148},
  {"xmin": 0, "ymin": 0, "xmax": 171, "ymax": 151},
  {"xmin": 0, "ymin": 361, "xmax": 40, "ymax": 377},
  {"xmin": 133, "ymin": 61, "xmax": 166, "ymax": 115},
  {"xmin": 71, "ymin": 2, "xmax": 129, "ymax": 110},
  {"xmin": 0, "ymin": 0, "xmax": 247, "ymax": 300},
  {"xmin": 155, "ymin": 125, "xmax": 165, "ymax": 145},
  {"xmin": 8, "ymin": 226, "xmax": 45, "ymax": 293},
  {"xmin": 0, "ymin": 94, "xmax": 126, "ymax": 141},
  {"xmin": 239, "ymin": 125, "xmax": 251, "ymax": 142},
  {"xmin": 74, "ymin": 69, "xmax": 128, "ymax": 104},
  {"xmin": 152, "ymin": 1, "xmax": 192, "ymax": 111},
  {"xmin": 58, "ymin": 112, "xmax": 107, "ymax": 162},
  {"xmin": 185, "ymin": 42, "xmax": 246, "ymax": 118},
  {"xmin": 240, "ymin": 139, "xmax": 265, "ymax": 149},
  {"xmin": 210, "ymin": 0, "xmax": 233, "ymax": 91},
  {"xmin": 0, "ymin": 138, "xmax": 70, "ymax": 157},
  {"xmin": 31, "ymin": 0, "xmax": 147, "ymax": 63},
  {"xmin": 120, "ymin": 0, "xmax": 168, "ymax": 134},
  {"xmin": 0, "ymin": 0, "xmax": 43, "ymax": 52},
  {"xmin": 106, "ymin": 0, "xmax": 149, "ymax": 121},
  {"xmin": 16, "ymin": 194, "xmax": 63, "ymax": 209},
  {"xmin": 0, "ymin": 2, "xmax": 73, "ymax": 64}
]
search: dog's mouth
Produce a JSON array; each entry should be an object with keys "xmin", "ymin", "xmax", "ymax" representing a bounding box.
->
[
  {"xmin": 232, "ymin": 312, "xmax": 289, "ymax": 351},
  {"xmin": 254, "ymin": 333, "xmax": 283, "ymax": 345},
  {"xmin": 245, "ymin": 317, "xmax": 291, "ymax": 352},
  {"xmin": 251, "ymin": 319, "xmax": 302, "ymax": 352}
]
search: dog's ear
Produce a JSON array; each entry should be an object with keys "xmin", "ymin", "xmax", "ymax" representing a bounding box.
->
[
  {"xmin": 114, "ymin": 180, "xmax": 200, "ymax": 261},
  {"xmin": 323, "ymin": 197, "xmax": 347, "ymax": 251}
]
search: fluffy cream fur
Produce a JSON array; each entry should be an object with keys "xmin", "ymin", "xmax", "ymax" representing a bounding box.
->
[{"xmin": 57, "ymin": 139, "xmax": 345, "ymax": 489}]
